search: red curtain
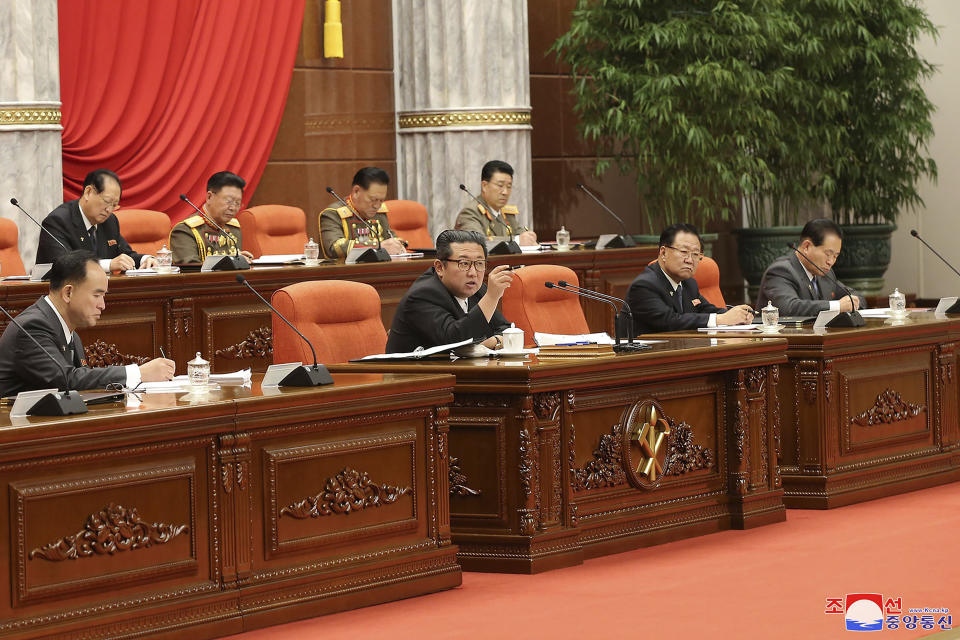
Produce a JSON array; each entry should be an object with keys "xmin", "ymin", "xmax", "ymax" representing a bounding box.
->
[{"xmin": 58, "ymin": 0, "xmax": 304, "ymax": 224}]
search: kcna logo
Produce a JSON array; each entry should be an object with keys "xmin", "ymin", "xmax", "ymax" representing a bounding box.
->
[{"xmin": 824, "ymin": 593, "xmax": 952, "ymax": 632}]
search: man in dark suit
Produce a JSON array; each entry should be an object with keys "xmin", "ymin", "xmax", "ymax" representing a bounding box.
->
[
  {"xmin": 628, "ymin": 223, "xmax": 754, "ymax": 333},
  {"xmin": 387, "ymin": 229, "xmax": 513, "ymax": 353},
  {"xmin": 35, "ymin": 169, "xmax": 158, "ymax": 271},
  {"xmin": 756, "ymin": 218, "xmax": 865, "ymax": 315},
  {"xmin": 0, "ymin": 250, "xmax": 175, "ymax": 397}
]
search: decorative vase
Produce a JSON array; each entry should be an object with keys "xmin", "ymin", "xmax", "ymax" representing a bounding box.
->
[
  {"xmin": 732, "ymin": 226, "xmax": 803, "ymax": 303},
  {"xmin": 832, "ymin": 223, "xmax": 896, "ymax": 297}
]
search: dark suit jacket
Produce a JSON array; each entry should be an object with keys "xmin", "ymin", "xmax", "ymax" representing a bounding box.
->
[
  {"xmin": 35, "ymin": 200, "xmax": 143, "ymax": 266},
  {"xmin": 386, "ymin": 268, "xmax": 511, "ymax": 353},
  {"xmin": 627, "ymin": 263, "xmax": 725, "ymax": 334},
  {"xmin": 0, "ymin": 297, "xmax": 126, "ymax": 397},
  {"xmin": 756, "ymin": 253, "xmax": 866, "ymax": 316}
]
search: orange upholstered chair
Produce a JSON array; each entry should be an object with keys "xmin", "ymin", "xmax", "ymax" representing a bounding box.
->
[
  {"xmin": 646, "ymin": 255, "xmax": 726, "ymax": 308},
  {"xmin": 385, "ymin": 199, "xmax": 433, "ymax": 248},
  {"xmin": 0, "ymin": 217, "xmax": 26, "ymax": 276},
  {"xmin": 237, "ymin": 205, "xmax": 307, "ymax": 258},
  {"xmin": 115, "ymin": 209, "xmax": 171, "ymax": 255},
  {"xmin": 271, "ymin": 280, "xmax": 387, "ymax": 364},
  {"xmin": 500, "ymin": 265, "xmax": 590, "ymax": 346}
]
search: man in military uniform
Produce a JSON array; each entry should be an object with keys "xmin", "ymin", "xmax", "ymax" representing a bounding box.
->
[
  {"xmin": 316, "ymin": 167, "xmax": 406, "ymax": 259},
  {"xmin": 455, "ymin": 160, "xmax": 538, "ymax": 246},
  {"xmin": 170, "ymin": 171, "xmax": 254, "ymax": 263}
]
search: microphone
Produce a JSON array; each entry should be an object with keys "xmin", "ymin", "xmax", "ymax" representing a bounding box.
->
[
  {"xmin": 0, "ymin": 302, "xmax": 88, "ymax": 415},
  {"xmin": 325, "ymin": 187, "xmax": 391, "ymax": 263},
  {"xmin": 557, "ymin": 279, "xmax": 628, "ymax": 309},
  {"xmin": 576, "ymin": 184, "xmax": 636, "ymax": 249},
  {"xmin": 10, "ymin": 197, "xmax": 70, "ymax": 253},
  {"xmin": 234, "ymin": 274, "xmax": 332, "ymax": 386},
  {"xmin": 909, "ymin": 229, "xmax": 960, "ymax": 314},
  {"xmin": 787, "ymin": 243, "xmax": 865, "ymax": 327},
  {"xmin": 544, "ymin": 282, "xmax": 648, "ymax": 352},
  {"xmin": 458, "ymin": 183, "xmax": 521, "ymax": 255},
  {"xmin": 179, "ymin": 194, "xmax": 250, "ymax": 270}
]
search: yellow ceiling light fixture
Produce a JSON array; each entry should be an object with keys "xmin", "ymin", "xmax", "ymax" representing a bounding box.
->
[{"xmin": 323, "ymin": 0, "xmax": 344, "ymax": 58}]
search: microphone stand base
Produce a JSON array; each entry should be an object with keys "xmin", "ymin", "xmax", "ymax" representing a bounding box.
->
[
  {"xmin": 825, "ymin": 311, "xmax": 866, "ymax": 328},
  {"xmin": 27, "ymin": 391, "xmax": 89, "ymax": 416},
  {"xmin": 613, "ymin": 343, "xmax": 652, "ymax": 353},
  {"xmin": 486, "ymin": 240, "xmax": 522, "ymax": 255},
  {"xmin": 596, "ymin": 234, "xmax": 637, "ymax": 250},
  {"xmin": 354, "ymin": 248, "xmax": 393, "ymax": 263},
  {"xmin": 279, "ymin": 365, "xmax": 335, "ymax": 387},
  {"xmin": 205, "ymin": 255, "xmax": 251, "ymax": 271}
]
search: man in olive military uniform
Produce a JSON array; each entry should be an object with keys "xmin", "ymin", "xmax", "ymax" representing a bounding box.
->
[
  {"xmin": 455, "ymin": 160, "xmax": 538, "ymax": 246},
  {"xmin": 170, "ymin": 171, "xmax": 254, "ymax": 263},
  {"xmin": 315, "ymin": 167, "xmax": 406, "ymax": 259}
]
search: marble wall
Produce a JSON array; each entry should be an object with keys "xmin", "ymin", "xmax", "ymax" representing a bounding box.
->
[{"xmin": 0, "ymin": 0, "xmax": 62, "ymax": 273}]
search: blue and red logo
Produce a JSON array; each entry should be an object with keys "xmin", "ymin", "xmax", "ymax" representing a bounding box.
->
[
  {"xmin": 844, "ymin": 594, "xmax": 884, "ymax": 631},
  {"xmin": 825, "ymin": 594, "xmax": 951, "ymax": 632}
]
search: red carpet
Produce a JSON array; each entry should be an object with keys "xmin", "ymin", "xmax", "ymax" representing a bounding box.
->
[{"xmin": 229, "ymin": 482, "xmax": 960, "ymax": 639}]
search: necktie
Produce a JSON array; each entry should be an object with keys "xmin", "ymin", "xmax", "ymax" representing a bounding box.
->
[
  {"xmin": 88, "ymin": 225, "xmax": 98, "ymax": 251},
  {"xmin": 673, "ymin": 284, "xmax": 684, "ymax": 312},
  {"xmin": 811, "ymin": 277, "xmax": 821, "ymax": 299}
]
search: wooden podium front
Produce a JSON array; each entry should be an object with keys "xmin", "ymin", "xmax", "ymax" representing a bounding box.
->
[
  {"xmin": 334, "ymin": 338, "xmax": 787, "ymax": 573},
  {"xmin": 0, "ymin": 373, "xmax": 459, "ymax": 639}
]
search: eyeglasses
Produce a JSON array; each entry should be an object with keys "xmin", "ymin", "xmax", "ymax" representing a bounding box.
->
[
  {"xmin": 219, "ymin": 196, "xmax": 242, "ymax": 208},
  {"xmin": 822, "ymin": 249, "xmax": 841, "ymax": 260},
  {"xmin": 486, "ymin": 181, "xmax": 512, "ymax": 192},
  {"xmin": 664, "ymin": 246, "xmax": 704, "ymax": 262},
  {"xmin": 443, "ymin": 258, "xmax": 487, "ymax": 272},
  {"xmin": 98, "ymin": 191, "xmax": 119, "ymax": 210}
]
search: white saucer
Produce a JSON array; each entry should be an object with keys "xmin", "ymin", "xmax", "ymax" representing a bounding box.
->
[{"xmin": 758, "ymin": 324, "xmax": 785, "ymax": 334}]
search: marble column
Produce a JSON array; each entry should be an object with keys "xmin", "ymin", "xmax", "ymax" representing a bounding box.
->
[
  {"xmin": 0, "ymin": 0, "xmax": 62, "ymax": 273},
  {"xmin": 392, "ymin": 0, "xmax": 533, "ymax": 240}
]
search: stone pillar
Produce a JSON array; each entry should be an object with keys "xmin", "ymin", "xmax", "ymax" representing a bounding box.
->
[
  {"xmin": 393, "ymin": 0, "xmax": 533, "ymax": 240},
  {"xmin": 0, "ymin": 0, "xmax": 62, "ymax": 272}
]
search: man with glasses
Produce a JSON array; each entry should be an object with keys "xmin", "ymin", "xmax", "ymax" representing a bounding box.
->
[
  {"xmin": 170, "ymin": 171, "xmax": 254, "ymax": 263},
  {"xmin": 36, "ymin": 168, "xmax": 157, "ymax": 271},
  {"xmin": 316, "ymin": 167, "xmax": 406, "ymax": 259},
  {"xmin": 627, "ymin": 223, "xmax": 754, "ymax": 333},
  {"xmin": 756, "ymin": 218, "xmax": 865, "ymax": 315},
  {"xmin": 386, "ymin": 229, "xmax": 513, "ymax": 352},
  {"xmin": 455, "ymin": 160, "xmax": 538, "ymax": 246}
]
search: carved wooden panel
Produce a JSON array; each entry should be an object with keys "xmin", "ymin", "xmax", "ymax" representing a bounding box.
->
[
  {"xmin": 448, "ymin": 414, "xmax": 508, "ymax": 524},
  {"xmin": 200, "ymin": 304, "xmax": 273, "ymax": 373},
  {"xmin": 76, "ymin": 310, "xmax": 161, "ymax": 367}
]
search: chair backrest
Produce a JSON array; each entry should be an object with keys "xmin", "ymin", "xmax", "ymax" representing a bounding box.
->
[
  {"xmin": 646, "ymin": 255, "xmax": 727, "ymax": 308},
  {"xmin": 500, "ymin": 265, "xmax": 590, "ymax": 346},
  {"xmin": 271, "ymin": 280, "xmax": 387, "ymax": 364},
  {"xmin": 0, "ymin": 217, "xmax": 26, "ymax": 276},
  {"xmin": 384, "ymin": 200, "xmax": 433, "ymax": 248},
  {"xmin": 115, "ymin": 209, "xmax": 171, "ymax": 255},
  {"xmin": 238, "ymin": 205, "xmax": 307, "ymax": 258}
]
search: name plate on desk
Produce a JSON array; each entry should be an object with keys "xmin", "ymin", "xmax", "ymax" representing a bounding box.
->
[
  {"xmin": 29, "ymin": 263, "xmax": 52, "ymax": 282},
  {"xmin": 262, "ymin": 363, "xmax": 302, "ymax": 387}
]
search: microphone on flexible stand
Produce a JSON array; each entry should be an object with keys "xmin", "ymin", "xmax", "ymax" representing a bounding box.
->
[
  {"xmin": 544, "ymin": 282, "xmax": 649, "ymax": 352},
  {"xmin": 325, "ymin": 187, "xmax": 391, "ymax": 263},
  {"xmin": 576, "ymin": 184, "xmax": 636, "ymax": 249},
  {"xmin": 909, "ymin": 229, "xmax": 960, "ymax": 314},
  {"xmin": 10, "ymin": 197, "xmax": 68, "ymax": 279},
  {"xmin": 458, "ymin": 183, "xmax": 522, "ymax": 255},
  {"xmin": 179, "ymin": 194, "xmax": 250, "ymax": 271},
  {"xmin": 234, "ymin": 274, "xmax": 333, "ymax": 386},
  {"xmin": 0, "ymin": 303, "xmax": 88, "ymax": 415},
  {"xmin": 787, "ymin": 243, "xmax": 865, "ymax": 327}
]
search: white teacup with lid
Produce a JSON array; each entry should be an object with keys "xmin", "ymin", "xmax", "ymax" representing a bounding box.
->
[{"xmin": 501, "ymin": 324, "xmax": 524, "ymax": 353}]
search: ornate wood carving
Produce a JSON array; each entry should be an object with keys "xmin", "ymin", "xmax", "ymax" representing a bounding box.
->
[
  {"xmin": 665, "ymin": 422, "xmax": 714, "ymax": 474},
  {"xmin": 455, "ymin": 393, "xmax": 513, "ymax": 408},
  {"xmin": 550, "ymin": 427, "xmax": 562, "ymax": 522},
  {"xmin": 84, "ymin": 339, "xmax": 150, "ymax": 367},
  {"xmin": 745, "ymin": 367, "xmax": 766, "ymax": 394},
  {"xmin": 572, "ymin": 423, "xmax": 626, "ymax": 491},
  {"xmin": 734, "ymin": 401, "xmax": 747, "ymax": 464},
  {"xmin": 771, "ymin": 365, "xmax": 782, "ymax": 488},
  {"xmin": 823, "ymin": 359, "xmax": 833, "ymax": 402},
  {"xmin": 29, "ymin": 503, "xmax": 188, "ymax": 561},
  {"xmin": 449, "ymin": 456, "xmax": 481, "ymax": 497},
  {"xmin": 533, "ymin": 391, "xmax": 561, "ymax": 421},
  {"xmin": 852, "ymin": 389, "xmax": 924, "ymax": 426},
  {"xmin": 280, "ymin": 467, "xmax": 411, "ymax": 519},
  {"xmin": 215, "ymin": 327, "xmax": 273, "ymax": 359},
  {"xmin": 517, "ymin": 423, "xmax": 538, "ymax": 535}
]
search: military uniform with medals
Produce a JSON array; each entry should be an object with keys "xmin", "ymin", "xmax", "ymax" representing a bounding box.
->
[
  {"xmin": 318, "ymin": 198, "xmax": 402, "ymax": 259},
  {"xmin": 455, "ymin": 197, "xmax": 529, "ymax": 239},
  {"xmin": 169, "ymin": 214, "xmax": 244, "ymax": 263}
]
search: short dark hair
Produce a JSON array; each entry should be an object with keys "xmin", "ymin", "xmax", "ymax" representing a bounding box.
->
[
  {"xmin": 801, "ymin": 218, "xmax": 843, "ymax": 246},
  {"xmin": 481, "ymin": 160, "xmax": 513, "ymax": 182},
  {"xmin": 207, "ymin": 171, "xmax": 246, "ymax": 193},
  {"xmin": 352, "ymin": 167, "xmax": 390, "ymax": 189},
  {"xmin": 659, "ymin": 223, "xmax": 701, "ymax": 248},
  {"xmin": 83, "ymin": 169, "xmax": 121, "ymax": 197},
  {"xmin": 436, "ymin": 230, "xmax": 488, "ymax": 261},
  {"xmin": 48, "ymin": 250, "xmax": 98, "ymax": 291}
]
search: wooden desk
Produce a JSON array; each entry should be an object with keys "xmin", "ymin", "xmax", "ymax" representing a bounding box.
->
[
  {"xmin": 655, "ymin": 313, "xmax": 960, "ymax": 508},
  {"xmin": 0, "ymin": 373, "xmax": 459, "ymax": 639},
  {"xmin": 333, "ymin": 338, "xmax": 787, "ymax": 573},
  {"xmin": 0, "ymin": 246, "xmax": 655, "ymax": 374}
]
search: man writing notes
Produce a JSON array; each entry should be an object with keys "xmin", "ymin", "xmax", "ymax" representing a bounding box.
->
[
  {"xmin": 756, "ymin": 218, "xmax": 866, "ymax": 315},
  {"xmin": 0, "ymin": 251, "xmax": 175, "ymax": 397},
  {"xmin": 317, "ymin": 167, "xmax": 405, "ymax": 259},
  {"xmin": 627, "ymin": 223, "xmax": 754, "ymax": 333},
  {"xmin": 36, "ymin": 169, "xmax": 158, "ymax": 271},
  {"xmin": 455, "ymin": 160, "xmax": 538, "ymax": 246},
  {"xmin": 387, "ymin": 230, "xmax": 513, "ymax": 352},
  {"xmin": 170, "ymin": 171, "xmax": 254, "ymax": 263}
]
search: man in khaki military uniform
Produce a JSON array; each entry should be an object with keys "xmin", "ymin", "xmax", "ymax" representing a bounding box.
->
[
  {"xmin": 316, "ymin": 167, "xmax": 406, "ymax": 259},
  {"xmin": 170, "ymin": 171, "xmax": 254, "ymax": 263},
  {"xmin": 455, "ymin": 160, "xmax": 538, "ymax": 246}
]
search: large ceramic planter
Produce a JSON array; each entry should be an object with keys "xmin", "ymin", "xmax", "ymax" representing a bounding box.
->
[
  {"xmin": 732, "ymin": 226, "xmax": 802, "ymax": 303},
  {"xmin": 833, "ymin": 223, "xmax": 896, "ymax": 297}
]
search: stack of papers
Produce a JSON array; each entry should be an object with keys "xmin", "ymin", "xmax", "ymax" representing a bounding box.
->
[
  {"xmin": 125, "ymin": 267, "xmax": 181, "ymax": 276},
  {"xmin": 697, "ymin": 324, "xmax": 757, "ymax": 332},
  {"xmin": 251, "ymin": 254, "xmax": 306, "ymax": 265},
  {"xmin": 138, "ymin": 369, "xmax": 251, "ymax": 393},
  {"xmin": 535, "ymin": 332, "xmax": 616, "ymax": 346}
]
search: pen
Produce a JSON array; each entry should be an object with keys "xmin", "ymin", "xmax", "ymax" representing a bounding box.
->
[
  {"xmin": 160, "ymin": 345, "xmax": 167, "ymax": 359},
  {"xmin": 556, "ymin": 341, "xmax": 590, "ymax": 346}
]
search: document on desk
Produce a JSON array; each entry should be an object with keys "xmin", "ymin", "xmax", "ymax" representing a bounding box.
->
[
  {"xmin": 535, "ymin": 332, "xmax": 617, "ymax": 346},
  {"xmin": 250, "ymin": 254, "xmax": 308, "ymax": 265},
  {"xmin": 697, "ymin": 324, "xmax": 757, "ymax": 332},
  {"xmin": 356, "ymin": 338, "xmax": 473, "ymax": 361}
]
